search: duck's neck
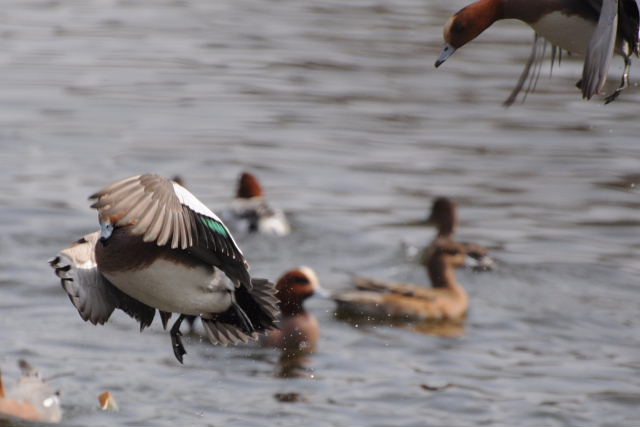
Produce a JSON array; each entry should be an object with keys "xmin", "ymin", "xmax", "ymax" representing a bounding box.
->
[
  {"xmin": 428, "ymin": 258, "xmax": 464, "ymax": 295},
  {"xmin": 279, "ymin": 300, "xmax": 306, "ymax": 317},
  {"xmin": 437, "ymin": 224, "xmax": 455, "ymax": 238}
]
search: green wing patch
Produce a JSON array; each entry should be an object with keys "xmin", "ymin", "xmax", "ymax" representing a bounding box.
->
[{"xmin": 199, "ymin": 216, "xmax": 229, "ymax": 237}]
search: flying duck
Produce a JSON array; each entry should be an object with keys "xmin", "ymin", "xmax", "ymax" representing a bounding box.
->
[
  {"xmin": 435, "ymin": 0, "xmax": 640, "ymax": 104},
  {"xmin": 50, "ymin": 173, "xmax": 279, "ymax": 363}
]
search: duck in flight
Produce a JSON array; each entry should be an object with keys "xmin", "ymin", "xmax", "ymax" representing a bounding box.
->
[
  {"xmin": 50, "ymin": 173, "xmax": 279, "ymax": 363},
  {"xmin": 435, "ymin": 0, "xmax": 640, "ymax": 105}
]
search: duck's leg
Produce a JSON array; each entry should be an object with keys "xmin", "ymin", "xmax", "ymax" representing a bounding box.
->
[
  {"xmin": 604, "ymin": 54, "xmax": 631, "ymax": 104},
  {"xmin": 170, "ymin": 314, "xmax": 187, "ymax": 363}
]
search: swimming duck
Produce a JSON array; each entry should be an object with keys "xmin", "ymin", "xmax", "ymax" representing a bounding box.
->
[
  {"xmin": 435, "ymin": 0, "xmax": 640, "ymax": 104},
  {"xmin": 0, "ymin": 360, "xmax": 62, "ymax": 423},
  {"xmin": 333, "ymin": 242, "xmax": 471, "ymax": 321},
  {"xmin": 261, "ymin": 267, "xmax": 322, "ymax": 353},
  {"xmin": 50, "ymin": 173, "xmax": 279, "ymax": 363},
  {"xmin": 222, "ymin": 172, "xmax": 290, "ymax": 236},
  {"xmin": 423, "ymin": 197, "xmax": 494, "ymax": 270}
]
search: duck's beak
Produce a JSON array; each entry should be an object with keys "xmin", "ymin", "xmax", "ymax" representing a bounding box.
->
[
  {"xmin": 435, "ymin": 44, "xmax": 456, "ymax": 68},
  {"xmin": 312, "ymin": 285, "xmax": 331, "ymax": 299}
]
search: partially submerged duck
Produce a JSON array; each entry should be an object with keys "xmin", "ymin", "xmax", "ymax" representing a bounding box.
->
[
  {"xmin": 50, "ymin": 173, "xmax": 279, "ymax": 363},
  {"xmin": 435, "ymin": 0, "xmax": 640, "ymax": 105},
  {"xmin": 0, "ymin": 360, "xmax": 62, "ymax": 423},
  {"xmin": 222, "ymin": 172, "xmax": 290, "ymax": 236}
]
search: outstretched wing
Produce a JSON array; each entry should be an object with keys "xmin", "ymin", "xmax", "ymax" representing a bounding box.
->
[
  {"xmin": 50, "ymin": 232, "xmax": 156, "ymax": 329},
  {"xmin": 89, "ymin": 174, "xmax": 250, "ymax": 286}
]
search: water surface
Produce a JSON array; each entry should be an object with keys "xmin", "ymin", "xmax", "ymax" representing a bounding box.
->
[{"xmin": 1, "ymin": 0, "xmax": 639, "ymax": 426}]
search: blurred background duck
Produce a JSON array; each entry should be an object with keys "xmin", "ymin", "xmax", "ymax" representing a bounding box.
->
[
  {"xmin": 261, "ymin": 267, "xmax": 324, "ymax": 354},
  {"xmin": 222, "ymin": 171, "xmax": 290, "ymax": 236},
  {"xmin": 422, "ymin": 197, "xmax": 495, "ymax": 271},
  {"xmin": 0, "ymin": 360, "xmax": 62, "ymax": 423},
  {"xmin": 333, "ymin": 241, "xmax": 473, "ymax": 323}
]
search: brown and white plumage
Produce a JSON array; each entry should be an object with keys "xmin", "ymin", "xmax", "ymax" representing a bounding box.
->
[
  {"xmin": 333, "ymin": 243, "xmax": 471, "ymax": 321},
  {"xmin": 51, "ymin": 173, "xmax": 279, "ymax": 363}
]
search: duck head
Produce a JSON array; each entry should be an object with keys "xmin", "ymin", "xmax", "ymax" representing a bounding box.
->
[
  {"xmin": 236, "ymin": 172, "xmax": 265, "ymax": 199},
  {"xmin": 426, "ymin": 197, "xmax": 459, "ymax": 237},
  {"xmin": 276, "ymin": 267, "xmax": 322, "ymax": 316},
  {"xmin": 435, "ymin": 0, "xmax": 503, "ymax": 67}
]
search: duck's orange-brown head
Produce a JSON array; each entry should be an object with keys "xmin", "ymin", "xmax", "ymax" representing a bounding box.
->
[
  {"xmin": 276, "ymin": 267, "xmax": 321, "ymax": 316},
  {"xmin": 426, "ymin": 197, "xmax": 459, "ymax": 237},
  {"xmin": 435, "ymin": 0, "xmax": 503, "ymax": 67},
  {"xmin": 236, "ymin": 172, "xmax": 264, "ymax": 199}
]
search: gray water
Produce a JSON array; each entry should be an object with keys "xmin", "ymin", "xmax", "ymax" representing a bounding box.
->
[{"xmin": 1, "ymin": 0, "xmax": 639, "ymax": 426}]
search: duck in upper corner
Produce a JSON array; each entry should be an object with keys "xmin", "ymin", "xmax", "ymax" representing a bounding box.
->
[
  {"xmin": 0, "ymin": 360, "xmax": 62, "ymax": 423},
  {"xmin": 333, "ymin": 240, "xmax": 473, "ymax": 322},
  {"xmin": 260, "ymin": 267, "xmax": 324, "ymax": 354},
  {"xmin": 221, "ymin": 171, "xmax": 291, "ymax": 236},
  {"xmin": 50, "ymin": 173, "xmax": 279, "ymax": 363},
  {"xmin": 435, "ymin": 0, "xmax": 640, "ymax": 105},
  {"xmin": 422, "ymin": 197, "xmax": 495, "ymax": 271}
]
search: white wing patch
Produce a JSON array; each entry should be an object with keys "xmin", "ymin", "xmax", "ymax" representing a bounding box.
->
[
  {"xmin": 172, "ymin": 182, "xmax": 223, "ymax": 221},
  {"xmin": 171, "ymin": 181, "xmax": 245, "ymax": 256}
]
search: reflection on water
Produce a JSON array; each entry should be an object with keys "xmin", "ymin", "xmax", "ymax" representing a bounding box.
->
[
  {"xmin": 334, "ymin": 308, "xmax": 466, "ymax": 338},
  {"xmin": 275, "ymin": 348, "xmax": 314, "ymax": 379}
]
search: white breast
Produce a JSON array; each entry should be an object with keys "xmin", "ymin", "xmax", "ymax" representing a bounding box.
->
[
  {"xmin": 103, "ymin": 259, "xmax": 233, "ymax": 315},
  {"xmin": 531, "ymin": 12, "xmax": 595, "ymax": 54}
]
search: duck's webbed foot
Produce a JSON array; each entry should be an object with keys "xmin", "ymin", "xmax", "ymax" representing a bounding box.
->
[
  {"xmin": 170, "ymin": 314, "xmax": 187, "ymax": 363},
  {"xmin": 604, "ymin": 55, "xmax": 631, "ymax": 104}
]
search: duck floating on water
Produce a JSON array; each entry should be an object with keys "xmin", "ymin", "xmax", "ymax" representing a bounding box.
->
[
  {"xmin": 333, "ymin": 241, "xmax": 473, "ymax": 321},
  {"xmin": 260, "ymin": 267, "xmax": 324, "ymax": 354},
  {"xmin": 435, "ymin": 0, "xmax": 640, "ymax": 105},
  {"xmin": 222, "ymin": 172, "xmax": 291, "ymax": 236},
  {"xmin": 0, "ymin": 360, "xmax": 62, "ymax": 423},
  {"xmin": 423, "ymin": 197, "xmax": 494, "ymax": 271},
  {"xmin": 50, "ymin": 173, "xmax": 279, "ymax": 363}
]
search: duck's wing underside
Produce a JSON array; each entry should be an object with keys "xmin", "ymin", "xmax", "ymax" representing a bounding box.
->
[{"xmin": 50, "ymin": 232, "xmax": 156, "ymax": 329}]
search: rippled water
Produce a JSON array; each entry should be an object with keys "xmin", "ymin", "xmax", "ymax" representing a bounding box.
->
[{"xmin": 1, "ymin": 0, "xmax": 639, "ymax": 426}]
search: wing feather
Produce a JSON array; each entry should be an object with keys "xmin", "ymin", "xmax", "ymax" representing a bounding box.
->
[{"xmin": 90, "ymin": 174, "xmax": 250, "ymax": 285}]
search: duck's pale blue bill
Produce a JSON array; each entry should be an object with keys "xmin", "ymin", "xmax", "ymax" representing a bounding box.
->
[
  {"xmin": 313, "ymin": 285, "xmax": 331, "ymax": 299},
  {"xmin": 463, "ymin": 254, "xmax": 496, "ymax": 271},
  {"xmin": 435, "ymin": 44, "xmax": 456, "ymax": 68}
]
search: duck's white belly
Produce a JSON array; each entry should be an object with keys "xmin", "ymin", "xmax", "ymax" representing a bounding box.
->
[
  {"xmin": 531, "ymin": 12, "xmax": 595, "ymax": 54},
  {"xmin": 103, "ymin": 259, "xmax": 233, "ymax": 315}
]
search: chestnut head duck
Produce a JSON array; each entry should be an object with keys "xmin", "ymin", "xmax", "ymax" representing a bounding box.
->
[
  {"xmin": 425, "ymin": 197, "xmax": 495, "ymax": 270},
  {"xmin": 436, "ymin": 0, "xmax": 640, "ymax": 104},
  {"xmin": 261, "ymin": 267, "xmax": 323, "ymax": 353},
  {"xmin": 50, "ymin": 173, "xmax": 279, "ymax": 363},
  {"xmin": 0, "ymin": 360, "xmax": 62, "ymax": 423},
  {"xmin": 333, "ymin": 242, "xmax": 471, "ymax": 321},
  {"xmin": 222, "ymin": 172, "xmax": 290, "ymax": 236}
]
